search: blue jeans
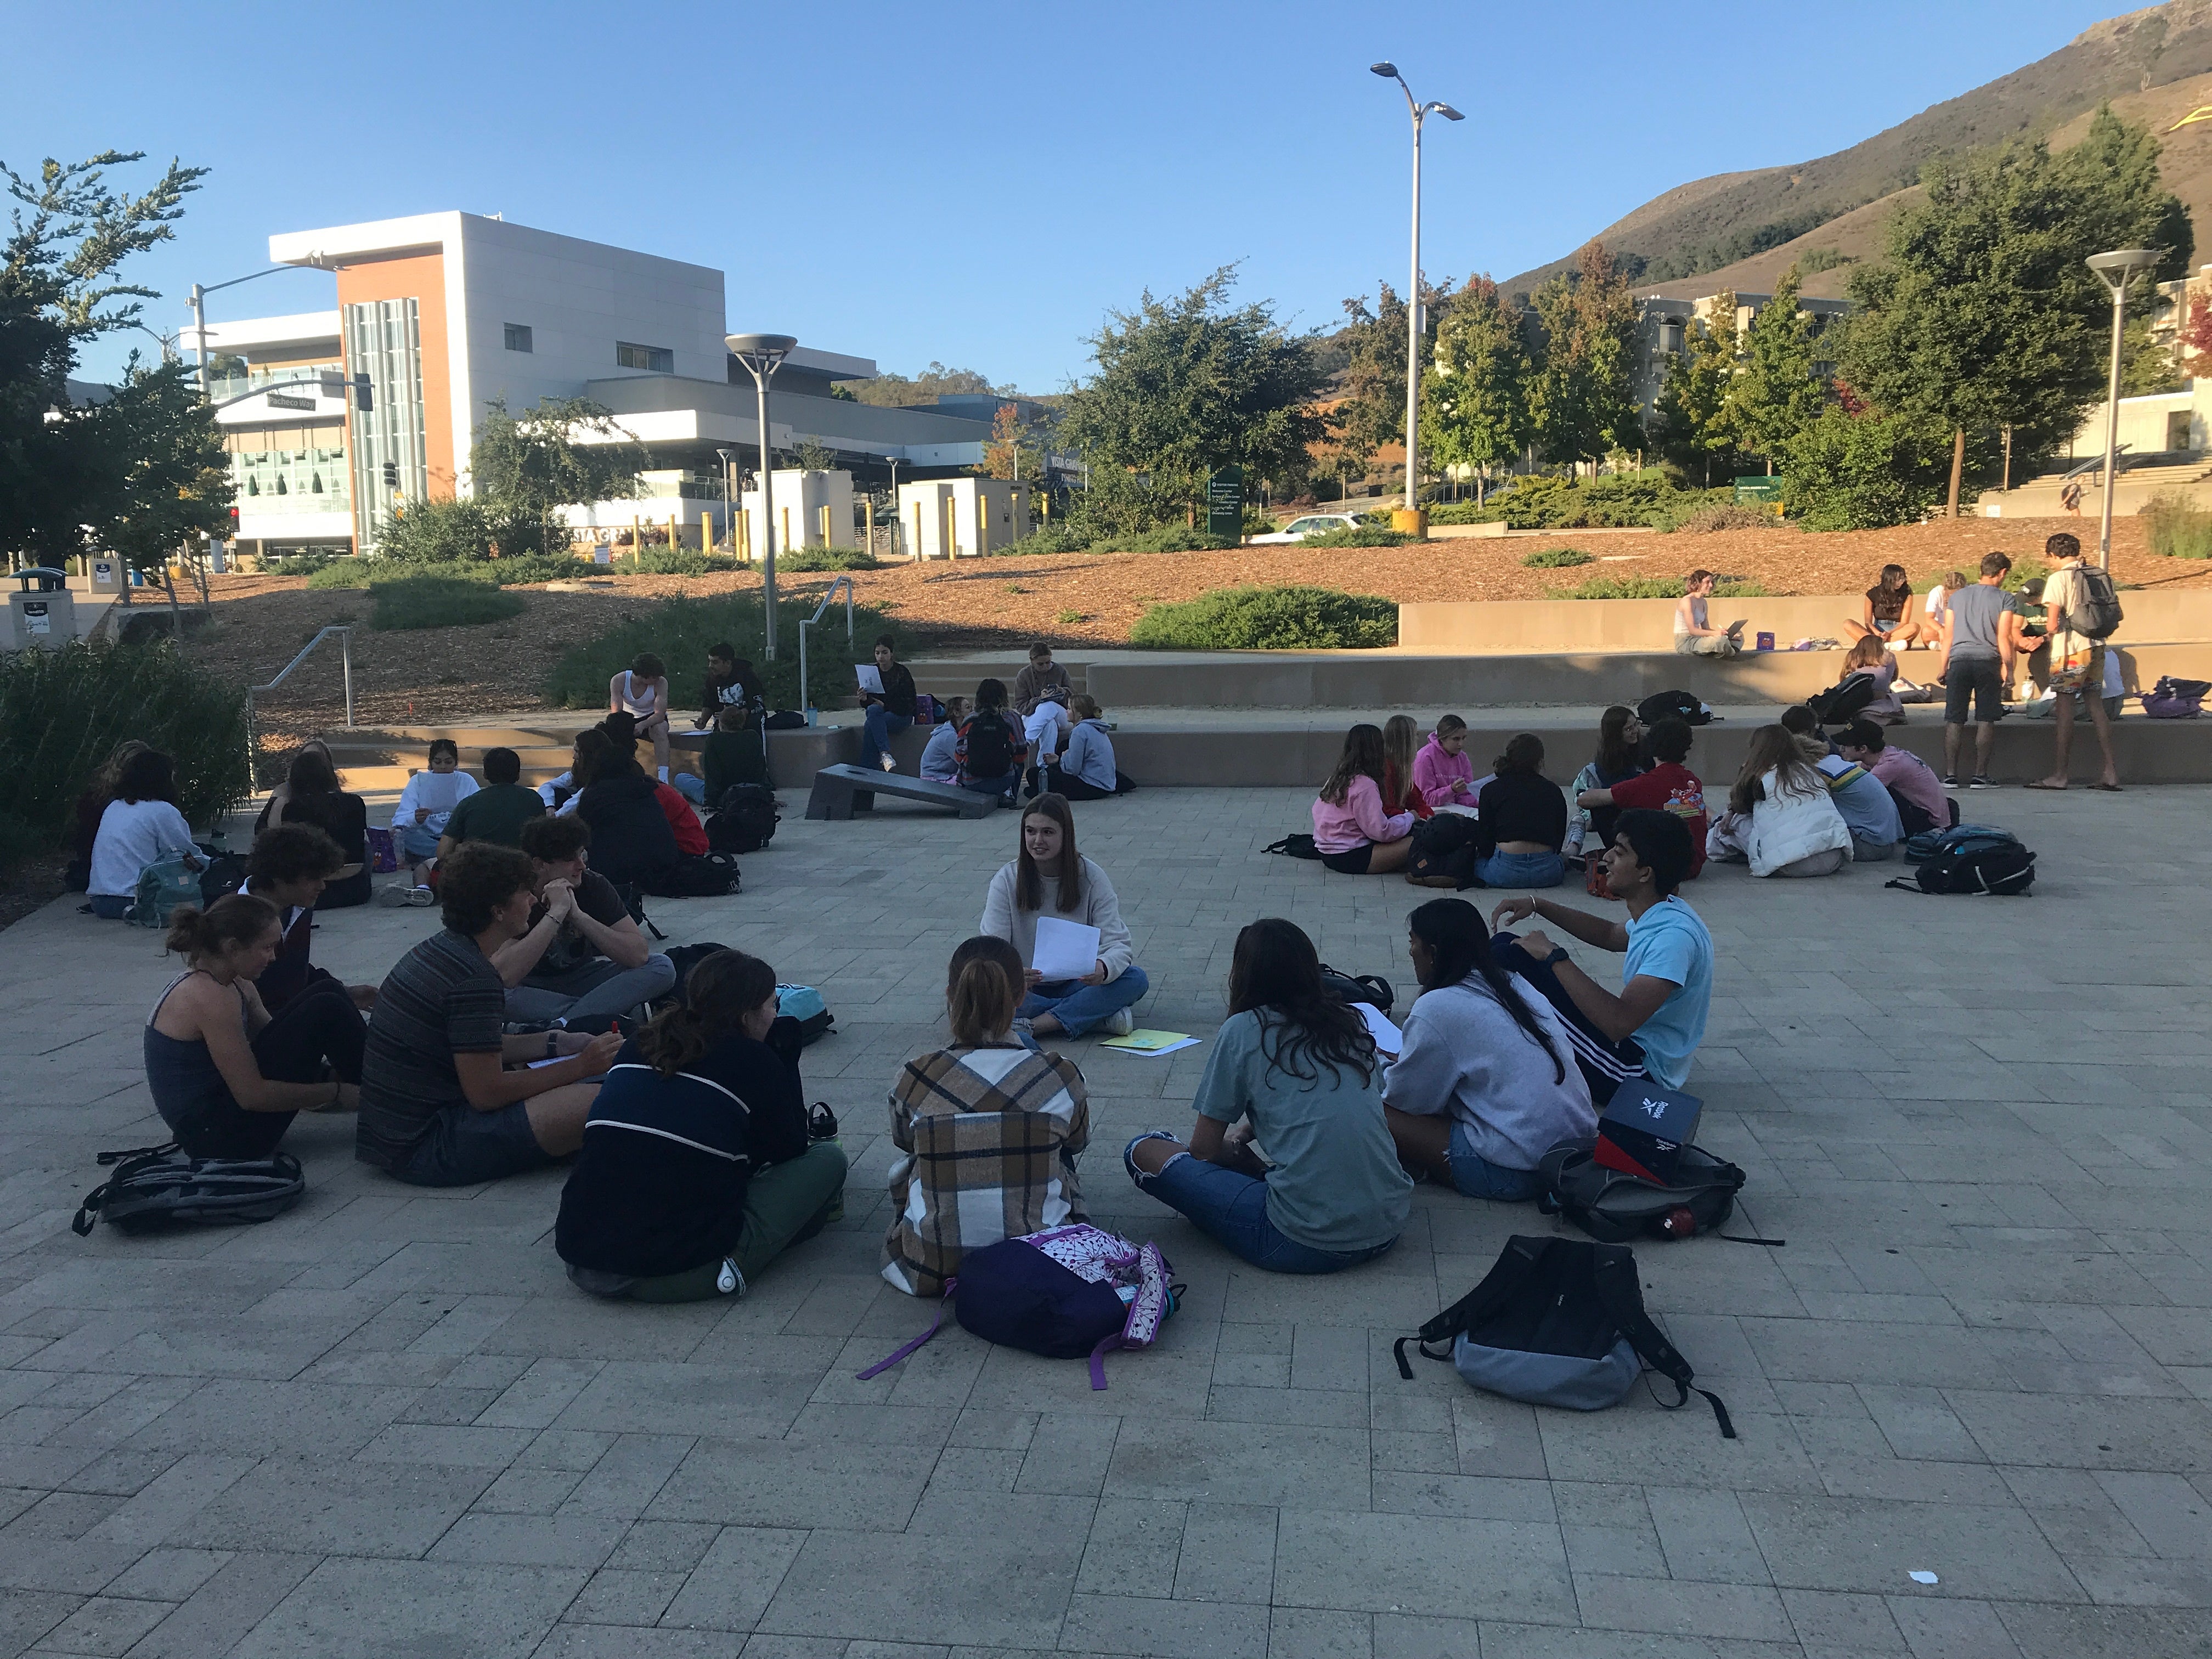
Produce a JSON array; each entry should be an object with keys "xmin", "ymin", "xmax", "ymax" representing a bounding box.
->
[
  {"xmin": 1124, "ymin": 1135, "xmax": 1400, "ymax": 1275},
  {"xmin": 960, "ymin": 772, "xmax": 1021, "ymax": 802},
  {"xmin": 862, "ymin": 706, "xmax": 912, "ymax": 768},
  {"xmin": 1020, "ymin": 965, "xmax": 1148, "ymax": 1037},
  {"xmin": 671, "ymin": 773, "xmax": 707, "ymax": 806},
  {"xmin": 400, "ymin": 823, "xmax": 441, "ymax": 862},
  {"xmin": 1448, "ymin": 1120, "xmax": 1542, "ymax": 1200},
  {"xmin": 1477, "ymin": 849, "xmax": 1564, "ymax": 889},
  {"xmin": 89, "ymin": 894, "xmax": 131, "ymax": 919}
]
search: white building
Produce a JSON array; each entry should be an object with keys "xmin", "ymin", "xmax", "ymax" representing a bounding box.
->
[
  {"xmin": 896, "ymin": 477, "xmax": 1033, "ymax": 558},
  {"xmin": 187, "ymin": 211, "xmax": 1013, "ymax": 556}
]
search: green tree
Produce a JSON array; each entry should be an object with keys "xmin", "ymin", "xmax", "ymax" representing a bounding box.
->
[
  {"xmin": 1335, "ymin": 275, "xmax": 1455, "ymax": 482},
  {"xmin": 1419, "ymin": 275, "xmax": 1528, "ymax": 500},
  {"xmin": 1836, "ymin": 106, "xmax": 2191, "ymax": 516},
  {"xmin": 1781, "ymin": 407, "xmax": 1951, "ymax": 529},
  {"xmin": 94, "ymin": 356, "xmax": 234, "ymax": 599},
  {"xmin": 1724, "ymin": 266, "xmax": 1830, "ymax": 472},
  {"xmin": 466, "ymin": 396, "xmax": 646, "ymax": 557},
  {"xmin": 1, "ymin": 149, "xmax": 211, "ymax": 566},
  {"xmin": 1528, "ymin": 241, "xmax": 1642, "ymax": 469},
  {"xmin": 841, "ymin": 362, "xmax": 1013, "ymax": 407},
  {"xmin": 1057, "ymin": 267, "xmax": 1328, "ymax": 527},
  {"xmin": 1650, "ymin": 294, "xmax": 1739, "ymax": 486}
]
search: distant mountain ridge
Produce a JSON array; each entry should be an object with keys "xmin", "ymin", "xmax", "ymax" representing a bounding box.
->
[{"xmin": 1499, "ymin": 1, "xmax": 2212, "ymax": 298}]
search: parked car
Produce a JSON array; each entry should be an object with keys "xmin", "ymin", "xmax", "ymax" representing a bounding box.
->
[{"xmin": 1248, "ymin": 513, "xmax": 1362, "ymax": 545}]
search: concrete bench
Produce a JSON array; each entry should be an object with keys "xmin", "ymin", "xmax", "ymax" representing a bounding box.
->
[{"xmin": 805, "ymin": 764, "xmax": 1000, "ymax": 821}]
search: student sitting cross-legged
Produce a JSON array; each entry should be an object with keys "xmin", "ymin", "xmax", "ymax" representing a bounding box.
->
[
  {"xmin": 980, "ymin": 793, "xmax": 1148, "ymax": 1040},
  {"xmin": 1706, "ymin": 724, "xmax": 1853, "ymax": 878},
  {"xmin": 1041, "ymin": 694, "xmax": 1133, "ymax": 799},
  {"xmin": 1781, "ymin": 706, "xmax": 1900, "ymax": 862},
  {"xmin": 496, "ymin": 816, "xmax": 676, "ymax": 1026},
  {"xmin": 1312, "ymin": 723, "xmax": 1416, "ymax": 874},
  {"xmin": 1126, "ymin": 918, "xmax": 1412, "ymax": 1274},
  {"xmin": 882, "ymin": 935, "xmax": 1090, "ymax": 1296},
  {"xmin": 918, "ymin": 696, "xmax": 971, "ymax": 785},
  {"xmin": 1475, "ymin": 733, "xmax": 1568, "ymax": 889},
  {"xmin": 1487, "ymin": 809, "xmax": 1712, "ymax": 1104},
  {"xmin": 357, "ymin": 843, "xmax": 622, "ymax": 1188},
  {"xmin": 436, "ymin": 746, "xmax": 545, "ymax": 855},
  {"xmin": 1381, "ymin": 898, "xmax": 1596, "ymax": 1201},
  {"xmin": 557, "ymin": 949, "xmax": 848, "ymax": 1302},
  {"xmin": 956, "ymin": 679, "xmax": 1029, "ymax": 806},
  {"xmin": 87, "ymin": 749, "xmax": 198, "ymax": 920},
  {"xmin": 145, "ymin": 894, "xmax": 366, "ymax": 1159},
  {"xmin": 243, "ymin": 823, "xmax": 376, "ymax": 1017},
  {"xmin": 387, "ymin": 738, "xmax": 478, "ymax": 896}
]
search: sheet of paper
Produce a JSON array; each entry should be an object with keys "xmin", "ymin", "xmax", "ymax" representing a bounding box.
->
[
  {"xmin": 855, "ymin": 663, "xmax": 885, "ymax": 694},
  {"xmin": 1099, "ymin": 1030, "xmax": 1201, "ymax": 1057},
  {"xmin": 527, "ymin": 1055, "xmax": 566, "ymax": 1069},
  {"xmin": 1356, "ymin": 1001, "xmax": 1403, "ymax": 1056},
  {"xmin": 1030, "ymin": 917, "xmax": 1101, "ymax": 983}
]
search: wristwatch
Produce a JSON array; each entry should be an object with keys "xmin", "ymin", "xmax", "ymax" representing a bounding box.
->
[
  {"xmin": 544, "ymin": 1030, "xmax": 560, "ymax": 1059},
  {"xmin": 1545, "ymin": 946, "xmax": 1570, "ymax": 966}
]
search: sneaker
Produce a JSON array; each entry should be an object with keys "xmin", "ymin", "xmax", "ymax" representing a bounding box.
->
[
  {"xmin": 404, "ymin": 885, "xmax": 436, "ymax": 906},
  {"xmin": 1942, "ymin": 775, "xmax": 1961, "ymax": 789},
  {"xmin": 374, "ymin": 883, "xmax": 413, "ymax": 907},
  {"xmin": 878, "ymin": 752, "xmax": 898, "ymax": 773},
  {"xmin": 1970, "ymin": 775, "xmax": 1991, "ymax": 789},
  {"xmin": 714, "ymin": 1258, "xmax": 748, "ymax": 1298},
  {"xmin": 1103, "ymin": 1007, "xmax": 1136, "ymax": 1037}
]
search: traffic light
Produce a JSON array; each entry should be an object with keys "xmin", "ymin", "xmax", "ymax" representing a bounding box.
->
[
  {"xmin": 381, "ymin": 461, "xmax": 399, "ymax": 490},
  {"xmin": 228, "ymin": 506, "xmax": 239, "ymax": 531},
  {"xmin": 353, "ymin": 372, "xmax": 372, "ymax": 412}
]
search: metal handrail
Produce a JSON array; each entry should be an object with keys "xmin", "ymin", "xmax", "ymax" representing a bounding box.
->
[
  {"xmin": 244, "ymin": 624, "xmax": 354, "ymax": 783},
  {"xmin": 795, "ymin": 577, "xmax": 856, "ymax": 724}
]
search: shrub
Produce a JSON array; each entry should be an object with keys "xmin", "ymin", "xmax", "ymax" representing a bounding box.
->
[
  {"xmin": 1781, "ymin": 408, "xmax": 1946, "ymax": 530},
  {"xmin": 545, "ymin": 593, "xmax": 896, "ymax": 715},
  {"xmin": 1557, "ymin": 576, "xmax": 1769, "ymax": 600},
  {"xmin": 1092, "ymin": 525, "xmax": 1240, "ymax": 554},
  {"xmin": 614, "ymin": 546, "xmax": 744, "ymax": 576},
  {"xmin": 0, "ymin": 641, "xmax": 251, "ymax": 865},
  {"xmin": 1129, "ymin": 585, "xmax": 1398, "ymax": 650},
  {"xmin": 307, "ymin": 554, "xmax": 581, "ymax": 590},
  {"xmin": 1668, "ymin": 503, "xmax": 1780, "ymax": 533},
  {"xmin": 1430, "ymin": 475, "xmax": 1704, "ymax": 531},
  {"xmin": 2144, "ymin": 491, "xmax": 2212, "ymax": 559},
  {"xmin": 776, "ymin": 546, "xmax": 880, "ymax": 572},
  {"xmin": 1297, "ymin": 526, "xmax": 1415, "ymax": 548},
  {"xmin": 990, "ymin": 526, "xmax": 1091, "ymax": 557},
  {"xmin": 1521, "ymin": 547, "xmax": 1594, "ymax": 568},
  {"xmin": 370, "ymin": 578, "xmax": 528, "ymax": 631},
  {"xmin": 266, "ymin": 551, "xmax": 338, "ymax": 578}
]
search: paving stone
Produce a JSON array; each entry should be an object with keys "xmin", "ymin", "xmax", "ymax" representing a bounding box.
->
[
  {"xmin": 229, "ymin": 1557, "xmax": 586, "ymax": 1659},
  {"xmin": 1271, "ymin": 1510, "xmax": 1574, "ymax": 1622}
]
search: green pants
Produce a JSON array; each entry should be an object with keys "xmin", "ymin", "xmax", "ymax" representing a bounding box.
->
[{"xmin": 596, "ymin": 1142, "xmax": 849, "ymax": 1304}]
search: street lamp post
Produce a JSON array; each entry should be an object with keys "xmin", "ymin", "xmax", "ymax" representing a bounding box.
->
[
  {"xmin": 1370, "ymin": 62, "xmax": 1462, "ymax": 525},
  {"xmin": 187, "ymin": 263, "xmax": 323, "ymax": 398},
  {"xmin": 714, "ymin": 446, "xmax": 737, "ymax": 556},
  {"xmin": 725, "ymin": 333, "xmax": 798, "ymax": 657},
  {"xmin": 2085, "ymin": 249, "xmax": 2163, "ymax": 571}
]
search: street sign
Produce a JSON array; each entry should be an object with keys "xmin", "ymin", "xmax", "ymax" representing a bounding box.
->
[
  {"xmin": 1206, "ymin": 467, "xmax": 1244, "ymax": 539},
  {"xmin": 265, "ymin": 392, "xmax": 315, "ymax": 411},
  {"xmin": 1733, "ymin": 477, "xmax": 1784, "ymax": 505}
]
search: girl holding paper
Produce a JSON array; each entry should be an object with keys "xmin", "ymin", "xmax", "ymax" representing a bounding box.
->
[
  {"xmin": 859, "ymin": 634, "xmax": 917, "ymax": 773},
  {"xmin": 979, "ymin": 793, "xmax": 1148, "ymax": 1039}
]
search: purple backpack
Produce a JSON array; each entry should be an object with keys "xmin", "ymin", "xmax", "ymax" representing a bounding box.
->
[
  {"xmin": 860, "ymin": 1224, "xmax": 1175, "ymax": 1390},
  {"xmin": 2142, "ymin": 676, "xmax": 2208, "ymax": 719}
]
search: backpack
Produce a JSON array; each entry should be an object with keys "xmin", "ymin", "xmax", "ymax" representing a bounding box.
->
[
  {"xmin": 856, "ymin": 1223, "xmax": 1177, "ymax": 1390},
  {"xmin": 196, "ymin": 850, "xmax": 249, "ymax": 909},
  {"xmin": 72, "ymin": 1143, "xmax": 305, "ymax": 1235},
  {"xmin": 647, "ymin": 852, "xmax": 742, "ymax": 898},
  {"xmin": 1405, "ymin": 812, "xmax": 1481, "ymax": 887},
  {"xmin": 1902, "ymin": 820, "xmax": 2005, "ymax": 864},
  {"xmin": 1394, "ymin": 1234, "xmax": 1736, "ymax": 1436},
  {"xmin": 708, "ymin": 783, "xmax": 780, "ymax": 854},
  {"xmin": 1637, "ymin": 690, "xmax": 1711, "ymax": 727},
  {"xmin": 1263, "ymin": 833, "xmax": 1321, "ymax": 859},
  {"xmin": 1320, "ymin": 966, "xmax": 1392, "ymax": 1014},
  {"xmin": 776, "ymin": 983, "xmax": 834, "ymax": 1045},
  {"xmin": 658, "ymin": 941, "xmax": 733, "ymax": 1006},
  {"xmin": 2142, "ymin": 675, "xmax": 2209, "ymax": 719},
  {"xmin": 960, "ymin": 712, "xmax": 1016, "ymax": 780},
  {"xmin": 1805, "ymin": 672, "xmax": 1877, "ymax": 728},
  {"xmin": 1891, "ymin": 790, "xmax": 1961, "ymax": 842},
  {"xmin": 128, "ymin": 858, "xmax": 204, "ymax": 928},
  {"xmin": 1537, "ymin": 1136, "xmax": 1762, "ymax": 1244},
  {"xmin": 1887, "ymin": 827, "xmax": 2035, "ymax": 896},
  {"xmin": 2066, "ymin": 563, "xmax": 2124, "ymax": 640}
]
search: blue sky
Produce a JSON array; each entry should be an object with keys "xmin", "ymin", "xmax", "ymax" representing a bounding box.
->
[{"xmin": 9, "ymin": 0, "xmax": 2135, "ymax": 391}]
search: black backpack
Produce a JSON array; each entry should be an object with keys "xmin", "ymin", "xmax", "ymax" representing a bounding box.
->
[
  {"xmin": 1320, "ymin": 966, "xmax": 1392, "ymax": 1014},
  {"xmin": 709, "ymin": 783, "xmax": 779, "ymax": 854},
  {"xmin": 1263, "ymin": 833, "xmax": 1321, "ymax": 859},
  {"xmin": 1886, "ymin": 828, "xmax": 2035, "ymax": 896},
  {"xmin": 648, "ymin": 852, "xmax": 742, "ymax": 898},
  {"xmin": 196, "ymin": 850, "xmax": 249, "ymax": 909},
  {"xmin": 73, "ymin": 1144, "xmax": 305, "ymax": 1235},
  {"xmin": 2067, "ymin": 563, "xmax": 2124, "ymax": 640},
  {"xmin": 1805, "ymin": 672, "xmax": 1877, "ymax": 728},
  {"xmin": 1537, "ymin": 1136, "xmax": 1766, "ymax": 1245},
  {"xmin": 961, "ymin": 712, "xmax": 1017, "ymax": 780},
  {"xmin": 1394, "ymin": 1235, "xmax": 1736, "ymax": 1436},
  {"xmin": 1637, "ymin": 690, "xmax": 1711, "ymax": 727},
  {"xmin": 1405, "ymin": 811, "xmax": 1481, "ymax": 887}
]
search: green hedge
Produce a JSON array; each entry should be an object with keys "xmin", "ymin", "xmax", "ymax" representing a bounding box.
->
[
  {"xmin": 1296, "ymin": 526, "xmax": 1415, "ymax": 548},
  {"xmin": 0, "ymin": 641, "xmax": 252, "ymax": 864},
  {"xmin": 1130, "ymin": 585, "xmax": 1397, "ymax": 650},
  {"xmin": 2145, "ymin": 492, "xmax": 2212, "ymax": 559},
  {"xmin": 1521, "ymin": 547, "xmax": 1594, "ymax": 568},
  {"xmin": 544, "ymin": 592, "xmax": 895, "ymax": 714},
  {"xmin": 777, "ymin": 546, "xmax": 880, "ymax": 572},
  {"xmin": 1556, "ymin": 576, "xmax": 1770, "ymax": 600}
]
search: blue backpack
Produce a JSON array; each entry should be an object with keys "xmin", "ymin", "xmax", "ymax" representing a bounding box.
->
[{"xmin": 857, "ymin": 1224, "xmax": 1176, "ymax": 1390}]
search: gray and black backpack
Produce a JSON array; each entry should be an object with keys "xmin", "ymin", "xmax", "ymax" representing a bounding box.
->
[
  {"xmin": 73, "ymin": 1144, "xmax": 305, "ymax": 1236},
  {"xmin": 1395, "ymin": 1234, "xmax": 1736, "ymax": 1435},
  {"xmin": 1537, "ymin": 1136, "xmax": 1760, "ymax": 1244}
]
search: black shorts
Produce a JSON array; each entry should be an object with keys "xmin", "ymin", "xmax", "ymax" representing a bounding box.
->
[
  {"xmin": 1944, "ymin": 658, "xmax": 2005, "ymax": 725},
  {"xmin": 1320, "ymin": 844, "xmax": 1374, "ymax": 874}
]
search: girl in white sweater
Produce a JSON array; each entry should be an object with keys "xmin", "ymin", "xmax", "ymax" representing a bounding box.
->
[
  {"xmin": 1706, "ymin": 725, "xmax": 1851, "ymax": 878},
  {"xmin": 979, "ymin": 793, "xmax": 1148, "ymax": 1039}
]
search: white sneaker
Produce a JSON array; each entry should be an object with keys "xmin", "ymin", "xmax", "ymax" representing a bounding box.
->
[
  {"xmin": 404, "ymin": 885, "xmax": 436, "ymax": 906},
  {"xmin": 879, "ymin": 752, "xmax": 898, "ymax": 772},
  {"xmin": 374, "ymin": 883, "xmax": 413, "ymax": 907},
  {"xmin": 1103, "ymin": 1008, "xmax": 1136, "ymax": 1037}
]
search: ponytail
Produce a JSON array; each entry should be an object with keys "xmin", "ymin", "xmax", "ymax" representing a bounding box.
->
[
  {"xmin": 634, "ymin": 949, "xmax": 777, "ymax": 1076},
  {"xmin": 165, "ymin": 893, "xmax": 279, "ymax": 961},
  {"xmin": 946, "ymin": 934, "xmax": 1024, "ymax": 1046}
]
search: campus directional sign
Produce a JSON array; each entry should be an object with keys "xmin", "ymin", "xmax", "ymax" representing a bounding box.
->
[{"xmin": 1206, "ymin": 467, "xmax": 1244, "ymax": 540}]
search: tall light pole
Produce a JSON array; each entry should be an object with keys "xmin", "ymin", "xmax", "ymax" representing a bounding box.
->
[
  {"xmin": 726, "ymin": 333, "xmax": 797, "ymax": 657},
  {"xmin": 2086, "ymin": 249, "xmax": 2162, "ymax": 571},
  {"xmin": 187, "ymin": 262, "xmax": 324, "ymax": 398},
  {"xmin": 1370, "ymin": 62, "xmax": 1463, "ymax": 525},
  {"xmin": 714, "ymin": 446, "xmax": 737, "ymax": 555}
]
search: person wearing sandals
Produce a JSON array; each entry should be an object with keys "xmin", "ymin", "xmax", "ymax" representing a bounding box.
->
[
  {"xmin": 1381, "ymin": 899, "xmax": 1595, "ymax": 1201},
  {"xmin": 882, "ymin": 935, "xmax": 1090, "ymax": 1296},
  {"xmin": 1126, "ymin": 918, "xmax": 1411, "ymax": 1274},
  {"xmin": 557, "ymin": 949, "xmax": 847, "ymax": 1302}
]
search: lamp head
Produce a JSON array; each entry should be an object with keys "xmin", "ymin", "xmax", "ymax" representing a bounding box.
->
[
  {"xmin": 725, "ymin": 332, "xmax": 798, "ymax": 358},
  {"xmin": 1433, "ymin": 103, "xmax": 1465, "ymax": 120},
  {"xmin": 1369, "ymin": 61, "xmax": 1398, "ymax": 78}
]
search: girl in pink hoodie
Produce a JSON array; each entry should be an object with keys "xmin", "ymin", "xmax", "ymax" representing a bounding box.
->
[
  {"xmin": 1412, "ymin": 715, "xmax": 1478, "ymax": 810},
  {"xmin": 1311, "ymin": 724, "xmax": 1416, "ymax": 874}
]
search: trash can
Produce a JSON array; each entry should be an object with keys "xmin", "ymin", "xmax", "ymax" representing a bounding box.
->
[
  {"xmin": 84, "ymin": 556, "xmax": 126, "ymax": 597},
  {"xmin": 3, "ymin": 568, "xmax": 76, "ymax": 651}
]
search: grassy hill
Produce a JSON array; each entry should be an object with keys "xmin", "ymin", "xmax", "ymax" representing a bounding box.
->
[{"xmin": 1500, "ymin": 1, "xmax": 2212, "ymax": 299}]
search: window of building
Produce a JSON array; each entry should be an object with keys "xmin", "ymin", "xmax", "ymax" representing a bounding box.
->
[
  {"xmin": 504, "ymin": 323, "xmax": 533, "ymax": 353},
  {"xmin": 617, "ymin": 341, "xmax": 673, "ymax": 374}
]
